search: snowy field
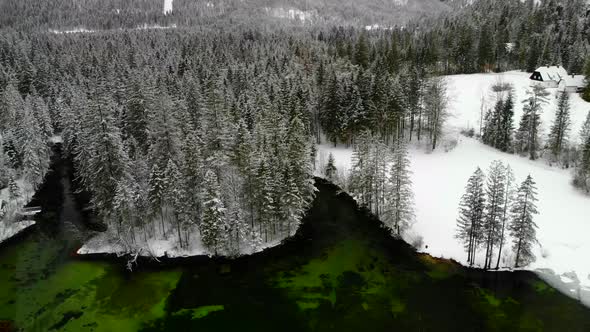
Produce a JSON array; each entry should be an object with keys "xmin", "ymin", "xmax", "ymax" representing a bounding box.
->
[{"xmin": 317, "ymin": 71, "xmax": 590, "ymax": 306}]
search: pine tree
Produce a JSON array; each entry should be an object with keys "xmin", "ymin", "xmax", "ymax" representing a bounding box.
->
[
  {"xmin": 482, "ymin": 99, "xmax": 504, "ymax": 148},
  {"xmin": 324, "ymin": 153, "xmax": 337, "ymax": 181},
  {"xmin": 579, "ymin": 111, "xmax": 590, "ymax": 146},
  {"xmin": 548, "ymin": 91, "xmax": 571, "ymax": 160},
  {"xmin": 516, "ymin": 85, "xmax": 549, "ymax": 160},
  {"xmin": 509, "ymin": 175, "xmax": 539, "ymax": 267},
  {"xmin": 8, "ymin": 175, "xmax": 20, "ymax": 202},
  {"xmin": 75, "ymin": 86, "xmax": 129, "ymax": 223},
  {"xmin": 424, "ymin": 77, "xmax": 448, "ymax": 150},
  {"xmin": 495, "ymin": 164, "xmax": 515, "ymax": 269},
  {"xmin": 498, "ymin": 92, "xmax": 515, "ymax": 152},
  {"xmin": 201, "ymin": 169, "xmax": 227, "ymax": 255},
  {"xmin": 349, "ymin": 130, "xmax": 374, "ymax": 207},
  {"xmin": 574, "ymin": 135, "xmax": 590, "ymax": 192},
  {"xmin": 384, "ymin": 141, "xmax": 414, "ymax": 237},
  {"xmin": 148, "ymin": 163, "xmax": 166, "ymax": 236},
  {"xmin": 456, "ymin": 167, "xmax": 486, "ymax": 266},
  {"xmin": 164, "ymin": 159, "xmax": 187, "ymax": 248},
  {"xmin": 482, "ymin": 160, "xmax": 506, "ymax": 269},
  {"xmin": 354, "ymin": 33, "xmax": 370, "ymax": 69}
]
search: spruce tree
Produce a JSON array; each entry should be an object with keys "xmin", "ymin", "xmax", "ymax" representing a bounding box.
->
[
  {"xmin": 548, "ymin": 91, "xmax": 571, "ymax": 160},
  {"xmin": 384, "ymin": 141, "xmax": 414, "ymax": 237},
  {"xmin": 498, "ymin": 92, "xmax": 514, "ymax": 152},
  {"xmin": 516, "ymin": 85, "xmax": 549, "ymax": 160},
  {"xmin": 201, "ymin": 169, "xmax": 227, "ymax": 255},
  {"xmin": 579, "ymin": 111, "xmax": 590, "ymax": 146},
  {"xmin": 509, "ymin": 175, "xmax": 539, "ymax": 268},
  {"xmin": 495, "ymin": 164, "xmax": 515, "ymax": 269},
  {"xmin": 148, "ymin": 163, "xmax": 166, "ymax": 236},
  {"xmin": 324, "ymin": 153, "xmax": 337, "ymax": 181},
  {"xmin": 574, "ymin": 135, "xmax": 590, "ymax": 192},
  {"xmin": 8, "ymin": 175, "xmax": 20, "ymax": 202},
  {"xmin": 482, "ymin": 160, "xmax": 506, "ymax": 269},
  {"xmin": 456, "ymin": 167, "xmax": 486, "ymax": 266},
  {"xmin": 482, "ymin": 99, "xmax": 503, "ymax": 148}
]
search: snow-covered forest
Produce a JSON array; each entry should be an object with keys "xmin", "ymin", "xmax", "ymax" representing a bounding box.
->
[{"xmin": 0, "ymin": 0, "xmax": 589, "ymax": 284}]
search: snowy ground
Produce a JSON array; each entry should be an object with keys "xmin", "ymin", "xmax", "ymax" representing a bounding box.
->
[
  {"xmin": 0, "ymin": 220, "xmax": 35, "ymax": 244},
  {"xmin": 317, "ymin": 71, "xmax": 590, "ymax": 307},
  {"xmin": 0, "ymin": 179, "xmax": 37, "ymax": 244},
  {"xmin": 164, "ymin": 0, "xmax": 173, "ymax": 15},
  {"xmin": 77, "ymin": 229, "xmax": 283, "ymax": 259}
]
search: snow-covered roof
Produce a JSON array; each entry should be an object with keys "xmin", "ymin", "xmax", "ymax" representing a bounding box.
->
[
  {"xmin": 533, "ymin": 66, "xmax": 568, "ymax": 82},
  {"xmin": 563, "ymin": 75, "xmax": 586, "ymax": 87}
]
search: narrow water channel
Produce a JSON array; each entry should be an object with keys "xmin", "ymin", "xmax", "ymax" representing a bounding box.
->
[{"xmin": 0, "ymin": 146, "xmax": 589, "ymax": 331}]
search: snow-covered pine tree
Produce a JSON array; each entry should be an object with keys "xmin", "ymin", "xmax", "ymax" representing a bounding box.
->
[
  {"xmin": 498, "ymin": 92, "xmax": 515, "ymax": 153},
  {"xmin": 574, "ymin": 135, "xmax": 590, "ymax": 193},
  {"xmin": 148, "ymin": 163, "xmax": 166, "ymax": 236},
  {"xmin": 285, "ymin": 113, "xmax": 315, "ymax": 215},
  {"xmin": 18, "ymin": 104, "xmax": 50, "ymax": 190},
  {"xmin": 384, "ymin": 141, "xmax": 414, "ymax": 237},
  {"xmin": 164, "ymin": 159, "xmax": 187, "ymax": 248},
  {"xmin": 579, "ymin": 111, "xmax": 590, "ymax": 146},
  {"xmin": 8, "ymin": 175, "xmax": 20, "ymax": 202},
  {"xmin": 372, "ymin": 139, "xmax": 390, "ymax": 217},
  {"xmin": 147, "ymin": 91, "xmax": 180, "ymax": 169},
  {"xmin": 548, "ymin": 91, "xmax": 571, "ymax": 160},
  {"xmin": 181, "ymin": 130, "xmax": 205, "ymax": 224},
  {"xmin": 113, "ymin": 172, "xmax": 138, "ymax": 239},
  {"xmin": 456, "ymin": 167, "xmax": 486, "ymax": 266},
  {"xmin": 509, "ymin": 175, "xmax": 539, "ymax": 267},
  {"xmin": 482, "ymin": 99, "xmax": 503, "ymax": 148},
  {"xmin": 29, "ymin": 93, "xmax": 53, "ymax": 141},
  {"xmin": 201, "ymin": 168, "xmax": 228, "ymax": 256},
  {"xmin": 349, "ymin": 130, "xmax": 373, "ymax": 207},
  {"xmin": 482, "ymin": 160, "xmax": 506, "ymax": 269},
  {"xmin": 495, "ymin": 164, "xmax": 515, "ymax": 269},
  {"xmin": 516, "ymin": 85, "xmax": 549, "ymax": 160},
  {"xmin": 424, "ymin": 77, "xmax": 448, "ymax": 150},
  {"xmin": 75, "ymin": 84, "xmax": 129, "ymax": 225},
  {"xmin": 324, "ymin": 152, "xmax": 337, "ymax": 182}
]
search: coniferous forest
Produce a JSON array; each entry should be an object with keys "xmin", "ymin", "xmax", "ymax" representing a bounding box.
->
[
  {"xmin": 0, "ymin": 0, "xmax": 589, "ymax": 257},
  {"xmin": 2, "ymin": 0, "xmax": 590, "ymax": 331}
]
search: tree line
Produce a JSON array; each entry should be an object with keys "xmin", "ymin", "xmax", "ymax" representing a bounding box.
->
[
  {"xmin": 480, "ymin": 82, "xmax": 590, "ymax": 193},
  {"xmin": 456, "ymin": 161, "xmax": 539, "ymax": 269}
]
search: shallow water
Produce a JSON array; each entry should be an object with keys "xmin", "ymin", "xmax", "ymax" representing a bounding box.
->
[{"xmin": 1, "ymin": 149, "xmax": 589, "ymax": 331}]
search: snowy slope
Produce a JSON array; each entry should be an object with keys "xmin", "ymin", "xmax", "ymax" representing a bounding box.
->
[{"xmin": 317, "ymin": 71, "xmax": 590, "ymax": 306}]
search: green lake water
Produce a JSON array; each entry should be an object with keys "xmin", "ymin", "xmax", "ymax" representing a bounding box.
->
[{"xmin": 0, "ymin": 149, "xmax": 589, "ymax": 331}]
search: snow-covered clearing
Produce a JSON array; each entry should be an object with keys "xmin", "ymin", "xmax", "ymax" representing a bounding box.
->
[
  {"xmin": 317, "ymin": 71, "xmax": 590, "ymax": 307},
  {"xmin": 264, "ymin": 7, "xmax": 317, "ymax": 23},
  {"xmin": 164, "ymin": 0, "xmax": 173, "ymax": 15}
]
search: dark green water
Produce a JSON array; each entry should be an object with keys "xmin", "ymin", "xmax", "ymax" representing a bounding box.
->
[{"xmin": 1, "ymin": 149, "xmax": 589, "ymax": 332}]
